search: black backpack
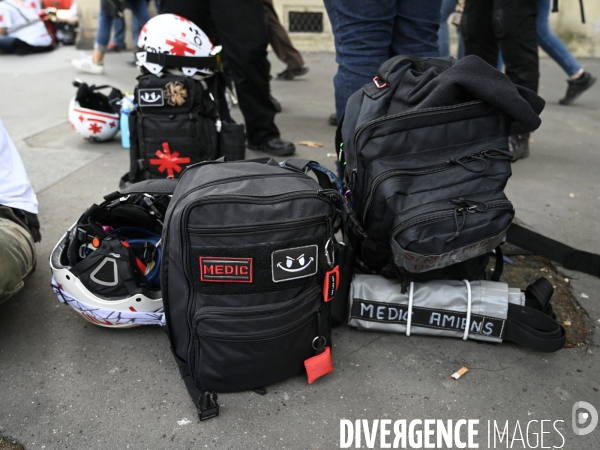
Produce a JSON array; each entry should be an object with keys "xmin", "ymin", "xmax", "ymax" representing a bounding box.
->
[
  {"xmin": 127, "ymin": 73, "xmax": 245, "ymax": 183},
  {"xmin": 337, "ymin": 55, "xmax": 545, "ymax": 285},
  {"xmin": 115, "ymin": 159, "xmax": 348, "ymax": 420}
]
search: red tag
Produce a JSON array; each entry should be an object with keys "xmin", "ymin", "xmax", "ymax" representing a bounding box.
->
[
  {"xmin": 304, "ymin": 347, "xmax": 333, "ymax": 384},
  {"xmin": 323, "ymin": 266, "xmax": 340, "ymax": 302}
]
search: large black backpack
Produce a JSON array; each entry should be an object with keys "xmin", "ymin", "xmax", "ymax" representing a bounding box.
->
[
  {"xmin": 337, "ymin": 55, "xmax": 545, "ymax": 285},
  {"xmin": 127, "ymin": 73, "xmax": 245, "ymax": 183},
  {"xmin": 116, "ymin": 159, "xmax": 346, "ymax": 420}
]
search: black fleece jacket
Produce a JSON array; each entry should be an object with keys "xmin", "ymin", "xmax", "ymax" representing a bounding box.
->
[{"xmin": 387, "ymin": 55, "xmax": 545, "ymax": 132}]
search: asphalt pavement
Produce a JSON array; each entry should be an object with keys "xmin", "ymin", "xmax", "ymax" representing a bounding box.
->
[{"xmin": 0, "ymin": 47, "xmax": 599, "ymax": 450}]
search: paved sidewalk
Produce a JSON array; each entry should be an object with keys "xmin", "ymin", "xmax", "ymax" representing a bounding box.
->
[{"xmin": 0, "ymin": 47, "xmax": 599, "ymax": 449}]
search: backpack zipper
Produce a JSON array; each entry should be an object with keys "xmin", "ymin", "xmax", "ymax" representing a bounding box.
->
[
  {"xmin": 194, "ymin": 286, "xmax": 320, "ymax": 320},
  {"xmin": 352, "ymin": 101, "xmax": 484, "ymax": 159},
  {"xmin": 392, "ymin": 199, "xmax": 513, "ymax": 240},
  {"xmin": 197, "ymin": 305, "xmax": 324, "ymax": 342},
  {"xmin": 188, "ymin": 216, "xmax": 327, "ymax": 234}
]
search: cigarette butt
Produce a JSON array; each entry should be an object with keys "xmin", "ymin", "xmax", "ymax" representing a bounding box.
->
[
  {"xmin": 451, "ymin": 367, "xmax": 468, "ymax": 380},
  {"xmin": 563, "ymin": 320, "xmax": 571, "ymax": 327},
  {"xmin": 326, "ymin": 153, "xmax": 337, "ymax": 158}
]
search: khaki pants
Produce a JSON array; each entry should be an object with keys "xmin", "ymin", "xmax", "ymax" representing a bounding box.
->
[{"xmin": 0, "ymin": 207, "xmax": 36, "ymax": 305}]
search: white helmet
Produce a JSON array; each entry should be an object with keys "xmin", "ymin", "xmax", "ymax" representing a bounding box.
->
[
  {"xmin": 136, "ymin": 13, "xmax": 222, "ymax": 77},
  {"xmin": 68, "ymin": 80, "xmax": 122, "ymax": 142},
  {"xmin": 50, "ymin": 190, "xmax": 171, "ymax": 328}
]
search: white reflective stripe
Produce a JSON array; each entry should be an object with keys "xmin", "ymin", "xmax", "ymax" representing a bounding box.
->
[
  {"xmin": 406, "ymin": 281, "xmax": 414, "ymax": 337},
  {"xmin": 462, "ymin": 279, "xmax": 472, "ymax": 341},
  {"xmin": 51, "ymin": 277, "xmax": 165, "ymax": 326}
]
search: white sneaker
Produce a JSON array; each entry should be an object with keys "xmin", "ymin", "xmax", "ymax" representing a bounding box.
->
[{"xmin": 72, "ymin": 58, "xmax": 105, "ymax": 75}]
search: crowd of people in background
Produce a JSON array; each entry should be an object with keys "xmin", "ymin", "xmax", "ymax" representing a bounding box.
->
[{"xmin": 2, "ymin": 0, "xmax": 597, "ymax": 159}]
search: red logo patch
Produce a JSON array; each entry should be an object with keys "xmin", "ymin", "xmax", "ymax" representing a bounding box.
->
[{"xmin": 200, "ymin": 257, "xmax": 253, "ymax": 283}]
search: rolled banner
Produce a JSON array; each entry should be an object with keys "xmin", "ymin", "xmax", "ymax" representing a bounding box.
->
[{"xmin": 348, "ymin": 275, "xmax": 566, "ymax": 352}]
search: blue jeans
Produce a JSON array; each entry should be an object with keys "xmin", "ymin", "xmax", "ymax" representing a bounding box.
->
[
  {"xmin": 324, "ymin": 0, "xmax": 442, "ymax": 120},
  {"xmin": 111, "ymin": 17, "xmax": 126, "ymax": 48},
  {"xmin": 95, "ymin": 0, "xmax": 150, "ymax": 51},
  {"xmin": 537, "ymin": 0, "xmax": 580, "ymax": 77},
  {"xmin": 438, "ymin": 0, "xmax": 464, "ymax": 59}
]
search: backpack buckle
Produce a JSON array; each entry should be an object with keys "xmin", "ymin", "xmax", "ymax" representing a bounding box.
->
[
  {"xmin": 198, "ymin": 391, "xmax": 219, "ymax": 421},
  {"xmin": 373, "ymin": 76, "xmax": 387, "ymax": 89}
]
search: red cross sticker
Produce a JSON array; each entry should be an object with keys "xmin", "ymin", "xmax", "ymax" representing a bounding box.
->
[
  {"xmin": 165, "ymin": 38, "xmax": 196, "ymax": 56},
  {"xmin": 89, "ymin": 123, "xmax": 102, "ymax": 134},
  {"xmin": 149, "ymin": 142, "xmax": 191, "ymax": 178}
]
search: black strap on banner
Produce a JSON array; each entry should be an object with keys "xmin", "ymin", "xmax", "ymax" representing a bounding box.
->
[
  {"xmin": 506, "ymin": 223, "xmax": 600, "ymax": 278},
  {"xmin": 491, "ymin": 245, "xmax": 503, "ymax": 281},
  {"xmin": 503, "ymin": 278, "xmax": 565, "ymax": 353}
]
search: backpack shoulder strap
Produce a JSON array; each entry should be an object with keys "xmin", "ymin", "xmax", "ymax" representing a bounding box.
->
[{"xmin": 506, "ymin": 222, "xmax": 600, "ymax": 277}]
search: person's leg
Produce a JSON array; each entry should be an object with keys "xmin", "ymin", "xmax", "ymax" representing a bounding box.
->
[
  {"xmin": 393, "ymin": 0, "xmax": 442, "ymax": 57},
  {"xmin": 263, "ymin": 0, "xmax": 305, "ymax": 71},
  {"xmin": 457, "ymin": 30, "xmax": 465, "ymax": 58},
  {"xmin": 0, "ymin": 212, "xmax": 35, "ymax": 305},
  {"xmin": 127, "ymin": 0, "xmax": 150, "ymax": 43},
  {"xmin": 111, "ymin": 16, "xmax": 126, "ymax": 49},
  {"xmin": 461, "ymin": 0, "xmax": 498, "ymax": 66},
  {"xmin": 438, "ymin": 0, "xmax": 456, "ymax": 57},
  {"xmin": 0, "ymin": 36, "xmax": 18, "ymax": 53},
  {"xmin": 536, "ymin": 0, "xmax": 581, "ymax": 77},
  {"xmin": 209, "ymin": 0, "xmax": 280, "ymax": 145},
  {"xmin": 323, "ymin": 0, "xmax": 396, "ymax": 121},
  {"xmin": 493, "ymin": 0, "xmax": 539, "ymax": 93}
]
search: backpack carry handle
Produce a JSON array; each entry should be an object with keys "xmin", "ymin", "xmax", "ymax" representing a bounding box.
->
[
  {"xmin": 281, "ymin": 159, "xmax": 343, "ymax": 193},
  {"xmin": 104, "ymin": 178, "xmax": 179, "ymax": 201},
  {"xmin": 375, "ymin": 55, "xmax": 455, "ymax": 87}
]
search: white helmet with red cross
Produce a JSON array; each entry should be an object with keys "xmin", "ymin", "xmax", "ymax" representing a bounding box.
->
[
  {"xmin": 136, "ymin": 13, "xmax": 222, "ymax": 77},
  {"xmin": 68, "ymin": 80, "xmax": 122, "ymax": 142}
]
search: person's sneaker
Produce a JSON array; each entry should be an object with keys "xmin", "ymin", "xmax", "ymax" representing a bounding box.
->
[
  {"xmin": 248, "ymin": 138, "xmax": 295, "ymax": 156},
  {"xmin": 560, "ymin": 71, "xmax": 596, "ymax": 105},
  {"xmin": 508, "ymin": 133, "xmax": 530, "ymax": 161},
  {"xmin": 328, "ymin": 113, "xmax": 338, "ymax": 126},
  {"xmin": 276, "ymin": 65, "xmax": 309, "ymax": 80},
  {"xmin": 72, "ymin": 57, "xmax": 104, "ymax": 75}
]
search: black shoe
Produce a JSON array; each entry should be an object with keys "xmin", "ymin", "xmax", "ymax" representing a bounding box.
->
[
  {"xmin": 508, "ymin": 133, "xmax": 530, "ymax": 161},
  {"xmin": 276, "ymin": 65, "xmax": 309, "ymax": 80},
  {"xmin": 560, "ymin": 71, "xmax": 596, "ymax": 105},
  {"xmin": 270, "ymin": 94, "xmax": 282, "ymax": 113},
  {"xmin": 328, "ymin": 113, "xmax": 338, "ymax": 127},
  {"xmin": 248, "ymin": 138, "xmax": 295, "ymax": 156}
]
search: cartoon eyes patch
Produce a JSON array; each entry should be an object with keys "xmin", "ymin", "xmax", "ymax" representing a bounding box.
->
[{"xmin": 272, "ymin": 245, "xmax": 318, "ymax": 282}]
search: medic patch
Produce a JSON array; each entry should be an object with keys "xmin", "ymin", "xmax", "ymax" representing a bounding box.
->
[
  {"xmin": 164, "ymin": 81, "xmax": 188, "ymax": 106},
  {"xmin": 138, "ymin": 88, "xmax": 164, "ymax": 107},
  {"xmin": 272, "ymin": 245, "xmax": 318, "ymax": 283},
  {"xmin": 200, "ymin": 257, "xmax": 253, "ymax": 283}
]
